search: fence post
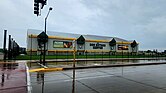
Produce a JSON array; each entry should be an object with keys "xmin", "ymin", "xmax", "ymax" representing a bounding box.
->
[
  {"xmin": 102, "ymin": 51, "xmax": 103, "ymax": 61},
  {"xmin": 86, "ymin": 51, "xmax": 87, "ymax": 60},
  {"xmin": 55, "ymin": 50, "xmax": 57, "ymax": 60},
  {"xmin": 3, "ymin": 30, "xmax": 7, "ymax": 61},
  {"xmin": 109, "ymin": 51, "xmax": 110, "ymax": 59},
  {"xmin": 8, "ymin": 35, "xmax": 11, "ymax": 60},
  {"xmin": 30, "ymin": 34, "xmax": 33, "ymax": 66}
]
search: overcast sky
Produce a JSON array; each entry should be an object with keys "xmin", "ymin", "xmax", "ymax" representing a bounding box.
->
[{"xmin": 0, "ymin": 0, "xmax": 166, "ymax": 51}]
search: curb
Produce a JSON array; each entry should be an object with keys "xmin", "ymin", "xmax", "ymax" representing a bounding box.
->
[
  {"xmin": 28, "ymin": 62, "xmax": 166, "ymax": 72},
  {"xmin": 63, "ymin": 62, "xmax": 166, "ymax": 70},
  {"xmin": 29, "ymin": 68, "xmax": 63, "ymax": 72}
]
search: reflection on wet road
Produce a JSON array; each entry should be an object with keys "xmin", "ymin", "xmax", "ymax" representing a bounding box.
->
[
  {"xmin": 0, "ymin": 62, "xmax": 27, "ymax": 93},
  {"xmin": 30, "ymin": 61, "xmax": 166, "ymax": 93},
  {"xmin": 29, "ymin": 59, "xmax": 166, "ymax": 68}
]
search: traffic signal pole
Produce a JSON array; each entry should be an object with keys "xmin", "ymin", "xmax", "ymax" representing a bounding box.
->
[
  {"xmin": 43, "ymin": 17, "xmax": 47, "ymax": 65},
  {"xmin": 33, "ymin": 0, "xmax": 52, "ymax": 65}
]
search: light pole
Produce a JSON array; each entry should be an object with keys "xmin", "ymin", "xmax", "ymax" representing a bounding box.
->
[{"xmin": 43, "ymin": 7, "xmax": 53, "ymax": 65}]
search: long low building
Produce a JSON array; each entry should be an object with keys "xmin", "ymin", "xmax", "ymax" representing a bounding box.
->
[{"xmin": 27, "ymin": 29, "xmax": 139, "ymax": 55}]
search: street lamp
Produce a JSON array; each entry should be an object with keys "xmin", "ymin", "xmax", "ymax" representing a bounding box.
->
[
  {"xmin": 43, "ymin": 7, "xmax": 53, "ymax": 65},
  {"xmin": 44, "ymin": 7, "xmax": 53, "ymax": 33}
]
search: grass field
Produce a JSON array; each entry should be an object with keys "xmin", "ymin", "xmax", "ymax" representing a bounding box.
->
[{"xmin": 15, "ymin": 54, "xmax": 165, "ymax": 60}]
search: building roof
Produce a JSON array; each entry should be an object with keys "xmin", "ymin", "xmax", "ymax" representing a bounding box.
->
[{"xmin": 27, "ymin": 29, "xmax": 131, "ymax": 42}]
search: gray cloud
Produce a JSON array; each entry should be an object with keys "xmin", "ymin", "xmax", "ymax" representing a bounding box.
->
[
  {"xmin": 0, "ymin": 0, "xmax": 166, "ymax": 51},
  {"xmin": 79, "ymin": 0, "xmax": 166, "ymax": 51}
]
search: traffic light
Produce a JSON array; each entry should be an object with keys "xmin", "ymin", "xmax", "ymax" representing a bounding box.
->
[
  {"xmin": 41, "ymin": 0, "xmax": 47, "ymax": 9},
  {"xmin": 34, "ymin": 0, "xmax": 39, "ymax": 16},
  {"xmin": 33, "ymin": 0, "xmax": 47, "ymax": 16}
]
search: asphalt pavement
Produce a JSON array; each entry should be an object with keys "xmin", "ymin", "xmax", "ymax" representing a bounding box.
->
[{"xmin": 30, "ymin": 64, "xmax": 166, "ymax": 93}]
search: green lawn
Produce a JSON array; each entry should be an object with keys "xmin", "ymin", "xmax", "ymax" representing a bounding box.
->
[{"xmin": 15, "ymin": 54, "xmax": 165, "ymax": 60}]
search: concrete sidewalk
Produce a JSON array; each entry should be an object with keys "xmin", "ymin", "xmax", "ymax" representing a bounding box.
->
[{"xmin": 0, "ymin": 62, "xmax": 28, "ymax": 93}]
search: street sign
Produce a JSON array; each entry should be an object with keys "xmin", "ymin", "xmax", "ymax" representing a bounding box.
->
[{"xmin": 37, "ymin": 32, "xmax": 48, "ymax": 47}]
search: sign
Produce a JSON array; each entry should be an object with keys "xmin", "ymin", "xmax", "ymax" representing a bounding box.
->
[
  {"xmin": 53, "ymin": 41, "xmax": 72, "ymax": 48},
  {"xmin": 53, "ymin": 41, "xmax": 63, "ymax": 48},
  {"xmin": 118, "ymin": 45, "xmax": 128, "ymax": 50},
  {"xmin": 37, "ymin": 32, "xmax": 48, "ymax": 45},
  {"xmin": 63, "ymin": 41, "xmax": 72, "ymax": 48},
  {"xmin": 90, "ymin": 43, "xmax": 106, "ymax": 49}
]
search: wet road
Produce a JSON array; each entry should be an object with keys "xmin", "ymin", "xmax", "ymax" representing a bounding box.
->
[
  {"xmin": 29, "ymin": 59, "xmax": 166, "ymax": 68},
  {"xmin": 0, "ymin": 62, "xmax": 27, "ymax": 93},
  {"xmin": 30, "ymin": 64, "xmax": 166, "ymax": 93}
]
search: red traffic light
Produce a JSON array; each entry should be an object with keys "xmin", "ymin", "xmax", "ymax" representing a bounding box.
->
[{"xmin": 34, "ymin": 0, "xmax": 39, "ymax": 16}]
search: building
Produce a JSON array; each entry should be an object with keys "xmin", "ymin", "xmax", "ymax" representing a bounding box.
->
[{"xmin": 27, "ymin": 29, "xmax": 139, "ymax": 55}]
